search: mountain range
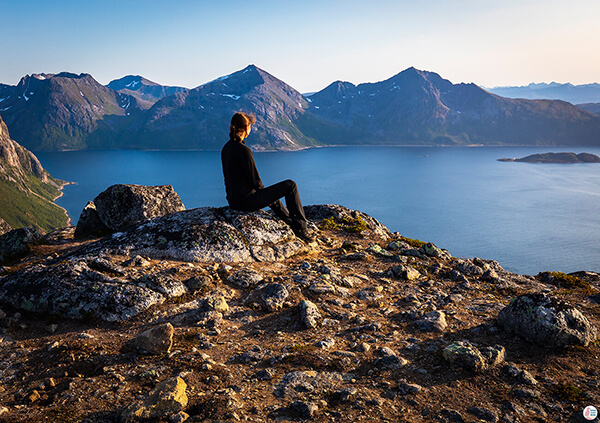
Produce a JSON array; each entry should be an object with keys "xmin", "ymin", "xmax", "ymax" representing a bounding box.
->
[
  {"xmin": 486, "ymin": 82, "xmax": 600, "ymax": 105},
  {"xmin": 1, "ymin": 66, "xmax": 600, "ymax": 151}
]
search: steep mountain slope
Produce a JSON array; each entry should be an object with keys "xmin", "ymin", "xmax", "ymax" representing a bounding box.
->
[
  {"xmin": 487, "ymin": 82, "xmax": 600, "ymax": 104},
  {"xmin": 307, "ymin": 67, "xmax": 600, "ymax": 146},
  {"xmin": 107, "ymin": 75, "xmax": 188, "ymax": 108},
  {"xmin": 0, "ymin": 114, "xmax": 68, "ymax": 232},
  {"xmin": 125, "ymin": 65, "xmax": 317, "ymax": 150},
  {"xmin": 0, "ymin": 73, "xmax": 141, "ymax": 151}
]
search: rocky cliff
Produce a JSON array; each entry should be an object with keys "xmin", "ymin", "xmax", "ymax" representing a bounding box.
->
[
  {"xmin": 0, "ymin": 114, "xmax": 68, "ymax": 232},
  {"xmin": 0, "ymin": 194, "xmax": 597, "ymax": 422}
]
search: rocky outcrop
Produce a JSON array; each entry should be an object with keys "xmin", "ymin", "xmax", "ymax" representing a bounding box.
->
[
  {"xmin": 497, "ymin": 293, "xmax": 597, "ymax": 347},
  {"xmin": 75, "ymin": 184, "xmax": 185, "ymax": 238},
  {"xmin": 0, "ymin": 199, "xmax": 598, "ymax": 423}
]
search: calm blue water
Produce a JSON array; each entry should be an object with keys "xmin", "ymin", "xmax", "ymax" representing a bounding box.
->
[{"xmin": 36, "ymin": 146, "xmax": 600, "ymax": 275}]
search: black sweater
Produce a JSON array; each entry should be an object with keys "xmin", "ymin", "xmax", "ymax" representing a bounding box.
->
[{"xmin": 221, "ymin": 139, "xmax": 264, "ymax": 206}]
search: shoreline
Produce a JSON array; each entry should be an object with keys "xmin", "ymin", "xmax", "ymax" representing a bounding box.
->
[{"xmin": 53, "ymin": 181, "xmax": 76, "ymax": 227}]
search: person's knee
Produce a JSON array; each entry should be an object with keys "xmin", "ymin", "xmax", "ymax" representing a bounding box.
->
[{"xmin": 285, "ymin": 179, "xmax": 297, "ymax": 190}]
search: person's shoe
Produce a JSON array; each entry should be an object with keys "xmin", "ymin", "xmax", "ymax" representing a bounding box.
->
[{"xmin": 294, "ymin": 226, "xmax": 316, "ymax": 243}]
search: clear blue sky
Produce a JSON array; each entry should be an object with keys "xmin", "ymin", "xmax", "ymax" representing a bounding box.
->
[{"xmin": 1, "ymin": 0, "xmax": 599, "ymax": 92}]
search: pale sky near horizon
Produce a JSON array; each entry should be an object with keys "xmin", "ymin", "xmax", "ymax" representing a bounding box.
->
[{"xmin": 1, "ymin": 0, "xmax": 599, "ymax": 92}]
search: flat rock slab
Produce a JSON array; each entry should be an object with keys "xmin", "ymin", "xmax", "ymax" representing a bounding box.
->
[{"xmin": 86, "ymin": 207, "xmax": 306, "ymax": 263}]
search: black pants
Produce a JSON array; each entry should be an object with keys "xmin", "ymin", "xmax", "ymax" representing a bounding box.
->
[{"xmin": 230, "ymin": 179, "xmax": 308, "ymax": 230}]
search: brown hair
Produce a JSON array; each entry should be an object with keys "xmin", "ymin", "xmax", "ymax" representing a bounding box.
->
[{"xmin": 229, "ymin": 112, "xmax": 256, "ymax": 142}]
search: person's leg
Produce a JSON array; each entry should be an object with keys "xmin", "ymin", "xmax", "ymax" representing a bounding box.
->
[
  {"xmin": 239, "ymin": 180, "xmax": 310, "ymax": 232},
  {"xmin": 269, "ymin": 199, "xmax": 292, "ymax": 226}
]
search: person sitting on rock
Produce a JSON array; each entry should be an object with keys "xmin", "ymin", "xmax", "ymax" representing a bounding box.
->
[{"xmin": 221, "ymin": 112, "xmax": 315, "ymax": 242}]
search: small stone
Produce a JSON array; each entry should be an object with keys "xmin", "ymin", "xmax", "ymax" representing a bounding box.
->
[
  {"xmin": 415, "ymin": 311, "xmax": 447, "ymax": 332},
  {"xmin": 28, "ymin": 390, "xmax": 41, "ymax": 403},
  {"xmin": 355, "ymin": 342, "xmax": 371, "ymax": 353},
  {"xmin": 466, "ymin": 406, "xmax": 498, "ymax": 422},
  {"xmin": 513, "ymin": 388, "xmax": 540, "ymax": 399},
  {"xmin": 316, "ymin": 338, "xmax": 335, "ymax": 350},
  {"xmin": 438, "ymin": 408, "xmax": 465, "ymax": 423},
  {"xmin": 299, "ymin": 300, "xmax": 322, "ymax": 329},
  {"xmin": 45, "ymin": 324, "xmax": 58, "ymax": 334},
  {"xmin": 398, "ymin": 382, "xmax": 423, "ymax": 395},
  {"xmin": 291, "ymin": 400, "xmax": 318, "ymax": 419},
  {"xmin": 132, "ymin": 323, "xmax": 174, "ymax": 355},
  {"xmin": 121, "ymin": 376, "xmax": 188, "ymax": 422},
  {"xmin": 169, "ymin": 411, "xmax": 189, "ymax": 423},
  {"xmin": 260, "ymin": 283, "xmax": 289, "ymax": 312},
  {"xmin": 388, "ymin": 264, "xmax": 421, "ymax": 281}
]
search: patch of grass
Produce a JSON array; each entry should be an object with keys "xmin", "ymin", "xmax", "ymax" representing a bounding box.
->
[
  {"xmin": 551, "ymin": 382, "xmax": 584, "ymax": 403},
  {"xmin": 400, "ymin": 236, "xmax": 426, "ymax": 248},
  {"xmin": 319, "ymin": 215, "xmax": 367, "ymax": 234},
  {"xmin": 540, "ymin": 271, "xmax": 595, "ymax": 294},
  {"xmin": 342, "ymin": 216, "xmax": 367, "ymax": 233}
]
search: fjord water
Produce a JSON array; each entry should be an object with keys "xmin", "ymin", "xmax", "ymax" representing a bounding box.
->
[{"xmin": 37, "ymin": 146, "xmax": 600, "ymax": 275}]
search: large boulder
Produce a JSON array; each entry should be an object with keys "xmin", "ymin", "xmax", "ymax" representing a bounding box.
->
[
  {"xmin": 497, "ymin": 293, "xmax": 597, "ymax": 347},
  {"xmin": 0, "ymin": 227, "xmax": 43, "ymax": 263},
  {"xmin": 75, "ymin": 184, "xmax": 185, "ymax": 237},
  {"xmin": 85, "ymin": 206, "xmax": 307, "ymax": 263}
]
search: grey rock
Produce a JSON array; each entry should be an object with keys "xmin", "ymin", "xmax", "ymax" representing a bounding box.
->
[
  {"xmin": 357, "ymin": 288, "xmax": 383, "ymax": 301},
  {"xmin": 252, "ymin": 369, "xmax": 275, "ymax": 381},
  {"xmin": 87, "ymin": 206, "xmax": 305, "ymax": 263},
  {"xmin": 0, "ymin": 227, "xmax": 43, "ymax": 263},
  {"xmin": 438, "ymin": 409, "xmax": 465, "ymax": 423},
  {"xmin": 388, "ymin": 264, "xmax": 421, "ymax": 280},
  {"xmin": 227, "ymin": 268, "xmax": 263, "ymax": 288},
  {"xmin": 260, "ymin": 283, "xmax": 289, "ymax": 312},
  {"xmin": 467, "ymin": 406, "xmax": 498, "ymax": 422},
  {"xmin": 331, "ymin": 387, "xmax": 358, "ymax": 403},
  {"xmin": 92, "ymin": 184, "xmax": 185, "ymax": 231},
  {"xmin": 497, "ymin": 293, "xmax": 598, "ymax": 347},
  {"xmin": 315, "ymin": 338, "xmax": 335, "ymax": 350},
  {"xmin": 415, "ymin": 311, "xmax": 448, "ymax": 332},
  {"xmin": 274, "ymin": 371, "xmax": 343, "ymax": 399},
  {"xmin": 397, "ymin": 382, "xmax": 423, "ymax": 395},
  {"xmin": 291, "ymin": 400, "xmax": 318, "ymax": 419},
  {"xmin": 0, "ymin": 257, "xmax": 164, "ymax": 321},
  {"xmin": 74, "ymin": 201, "xmax": 110, "ymax": 238},
  {"xmin": 299, "ymin": 300, "xmax": 322, "ymax": 329},
  {"xmin": 513, "ymin": 388, "xmax": 540, "ymax": 399},
  {"xmin": 131, "ymin": 323, "xmax": 174, "ymax": 355},
  {"xmin": 456, "ymin": 259, "xmax": 486, "ymax": 276},
  {"xmin": 387, "ymin": 240, "xmax": 410, "ymax": 250},
  {"xmin": 420, "ymin": 242, "xmax": 451, "ymax": 260},
  {"xmin": 443, "ymin": 341, "xmax": 505, "ymax": 372}
]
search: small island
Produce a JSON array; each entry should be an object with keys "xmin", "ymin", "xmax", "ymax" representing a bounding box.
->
[{"xmin": 498, "ymin": 152, "xmax": 600, "ymax": 163}]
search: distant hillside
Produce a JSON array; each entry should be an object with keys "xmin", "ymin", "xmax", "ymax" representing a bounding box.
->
[
  {"xmin": 106, "ymin": 75, "xmax": 188, "ymax": 108},
  {"xmin": 0, "ymin": 114, "xmax": 68, "ymax": 232},
  {"xmin": 307, "ymin": 67, "xmax": 600, "ymax": 146},
  {"xmin": 487, "ymin": 82, "xmax": 600, "ymax": 105},
  {"xmin": 123, "ymin": 65, "xmax": 317, "ymax": 150},
  {"xmin": 578, "ymin": 103, "xmax": 600, "ymax": 116},
  {"xmin": 2, "ymin": 67, "xmax": 600, "ymax": 150},
  {"xmin": 0, "ymin": 72, "xmax": 142, "ymax": 151}
]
